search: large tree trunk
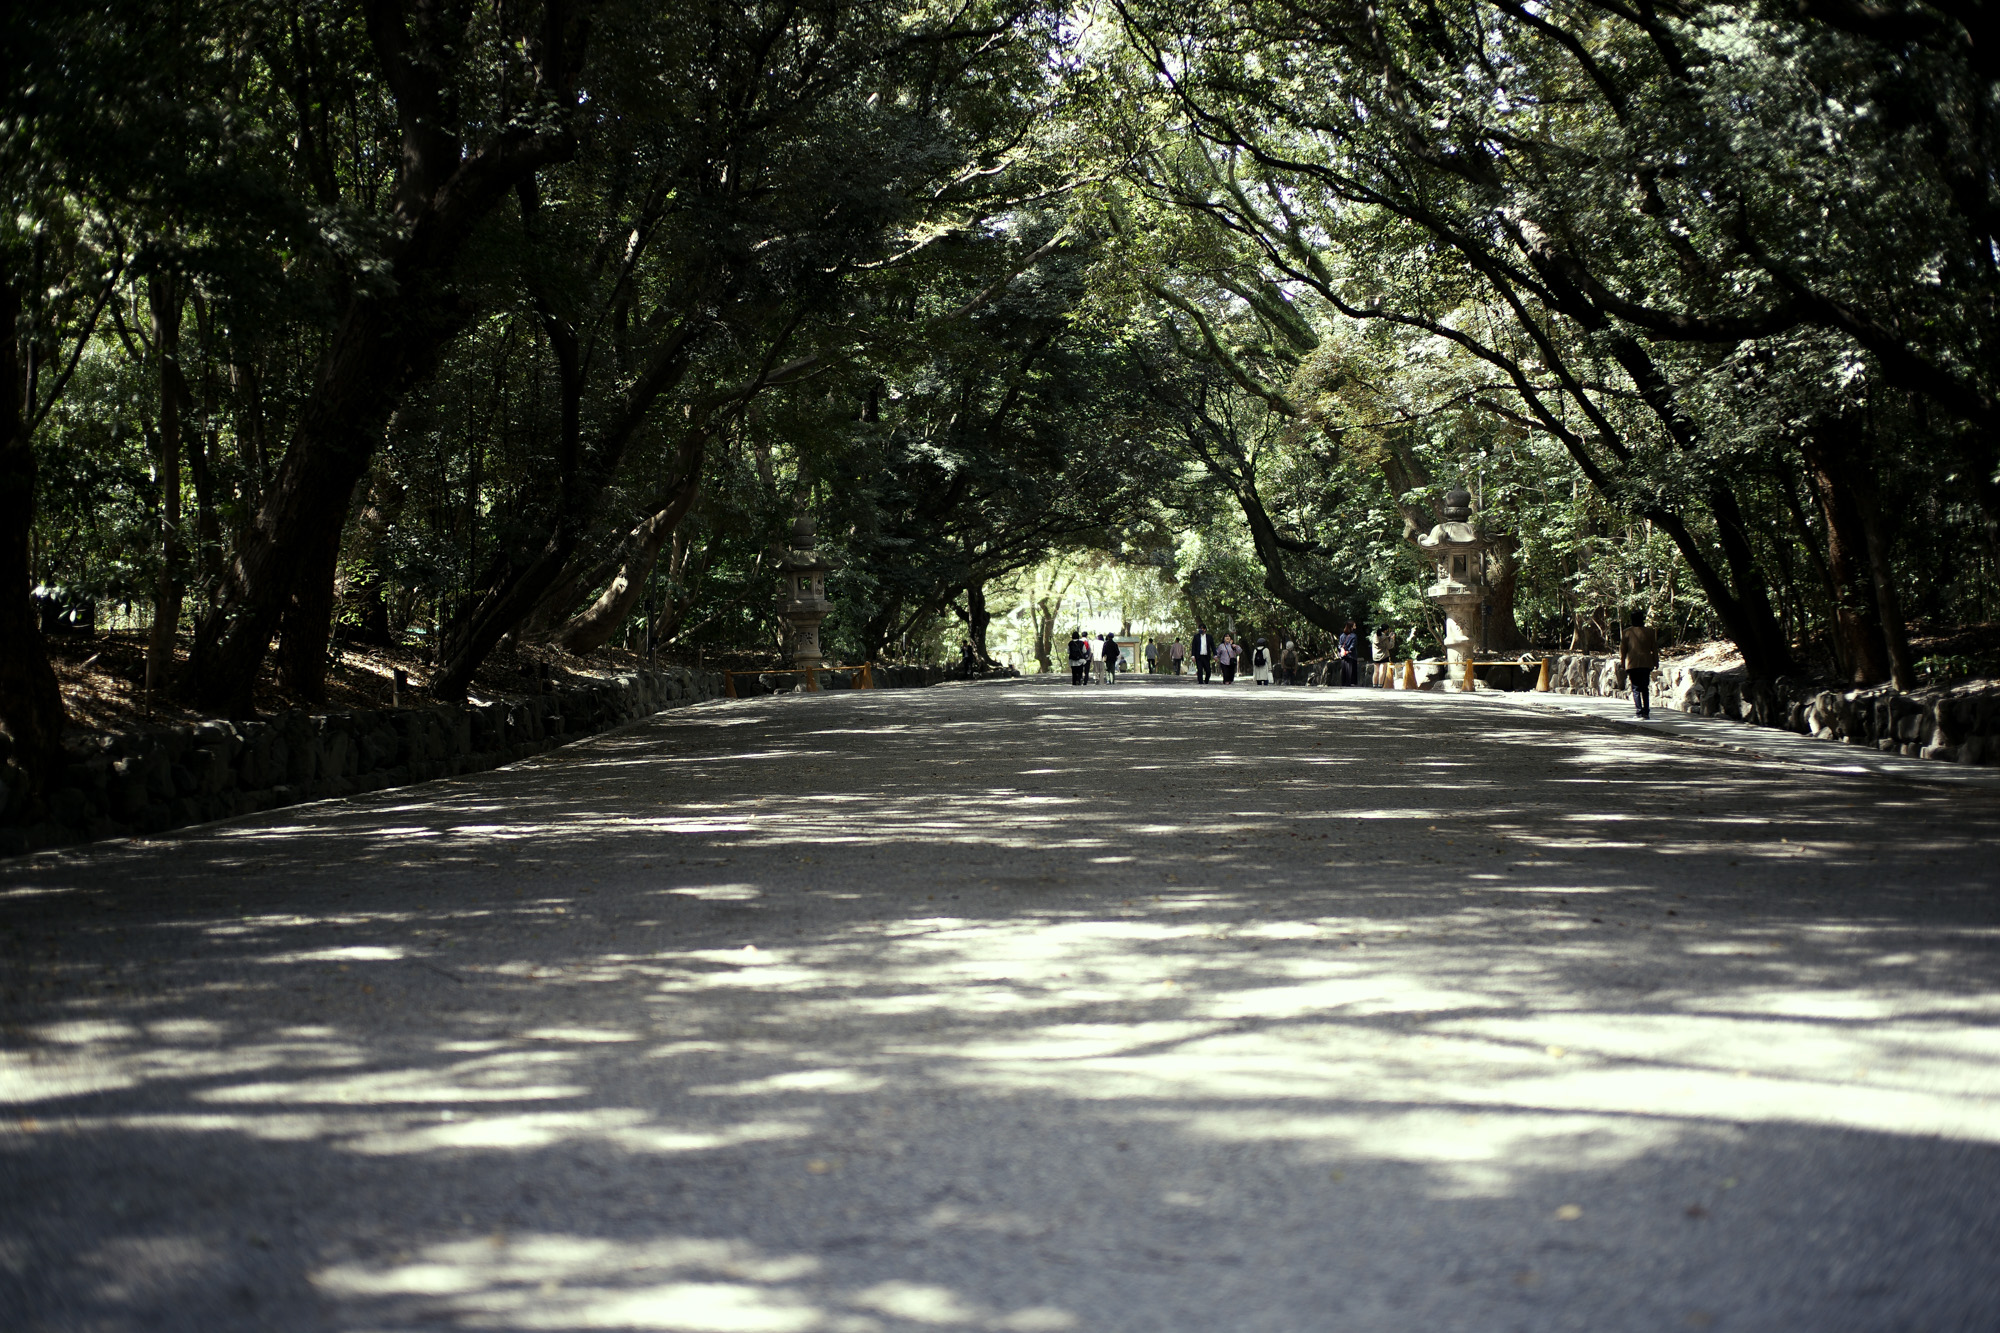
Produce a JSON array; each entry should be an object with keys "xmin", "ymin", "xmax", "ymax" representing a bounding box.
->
[
  {"xmin": 651, "ymin": 528, "xmax": 712, "ymax": 644},
  {"xmin": 1801, "ymin": 433, "xmax": 1892, "ymax": 685},
  {"xmin": 1476, "ymin": 533, "xmax": 1530, "ymax": 652},
  {"xmin": 191, "ymin": 290, "xmax": 454, "ymax": 712},
  {"xmin": 0, "ymin": 277, "xmax": 68, "ymax": 801},
  {"xmin": 553, "ymin": 439, "xmax": 705, "ymax": 656},
  {"xmin": 1843, "ymin": 441, "xmax": 1919, "ymax": 691},
  {"xmin": 145, "ymin": 273, "xmax": 187, "ymax": 696},
  {"xmin": 186, "ymin": 3, "xmax": 585, "ymax": 714},
  {"xmin": 1032, "ymin": 594, "xmax": 1060, "ymax": 672},
  {"xmin": 1703, "ymin": 480, "xmax": 1797, "ymax": 678},
  {"xmin": 964, "ymin": 577, "xmax": 993, "ymax": 664}
]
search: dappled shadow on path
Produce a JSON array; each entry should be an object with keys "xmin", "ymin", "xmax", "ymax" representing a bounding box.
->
[{"xmin": 4, "ymin": 679, "xmax": 1999, "ymax": 1331}]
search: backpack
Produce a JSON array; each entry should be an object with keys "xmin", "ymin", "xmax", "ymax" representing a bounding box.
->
[{"xmin": 1253, "ymin": 647, "xmax": 1268, "ymax": 667}]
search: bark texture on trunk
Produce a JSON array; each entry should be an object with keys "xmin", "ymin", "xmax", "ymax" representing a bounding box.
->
[{"xmin": 0, "ymin": 278, "xmax": 68, "ymax": 797}]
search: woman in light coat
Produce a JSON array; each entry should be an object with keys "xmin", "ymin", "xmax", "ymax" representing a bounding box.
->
[{"xmin": 1250, "ymin": 637, "xmax": 1276, "ymax": 685}]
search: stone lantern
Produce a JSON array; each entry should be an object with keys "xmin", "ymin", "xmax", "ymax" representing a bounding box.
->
[
  {"xmin": 1417, "ymin": 486, "xmax": 1490, "ymax": 683},
  {"xmin": 778, "ymin": 516, "xmax": 837, "ymax": 678}
]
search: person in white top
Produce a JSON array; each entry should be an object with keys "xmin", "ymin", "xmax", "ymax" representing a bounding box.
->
[{"xmin": 1250, "ymin": 638, "xmax": 1275, "ymax": 684}]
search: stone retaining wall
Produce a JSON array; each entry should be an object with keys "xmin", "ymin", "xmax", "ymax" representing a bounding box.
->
[
  {"xmin": 2, "ymin": 656, "xmax": 967, "ymax": 855},
  {"xmin": 1540, "ymin": 653, "xmax": 2000, "ymax": 766},
  {"xmin": 1, "ymin": 666, "xmax": 730, "ymax": 855}
]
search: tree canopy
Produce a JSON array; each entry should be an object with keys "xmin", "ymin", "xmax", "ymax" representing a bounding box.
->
[{"xmin": 5, "ymin": 0, "xmax": 1997, "ymax": 797}]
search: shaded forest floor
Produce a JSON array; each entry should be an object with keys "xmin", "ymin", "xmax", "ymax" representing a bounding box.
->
[{"xmin": 43, "ymin": 632, "xmax": 699, "ymax": 738}]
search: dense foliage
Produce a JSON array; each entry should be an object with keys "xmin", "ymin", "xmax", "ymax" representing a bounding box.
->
[{"xmin": 4, "ymin": 0, "xmax": 1997, "ymax": 797}]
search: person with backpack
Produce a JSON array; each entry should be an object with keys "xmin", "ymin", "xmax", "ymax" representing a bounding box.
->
[
  {"xmin": 1620, "ymin": 606, "xmax": 1660, "ymax": 719},
  {"xmin": 1281, "ymin": 640, "xmax": 1300, "ymax": 685},
  {"xmin": 1066, "ymin": 629, "xmax": 1090, "ymax": 686},
  {"xmin": 1251, "ymin": 638, "xmax": 1274, "ymax": 684}
]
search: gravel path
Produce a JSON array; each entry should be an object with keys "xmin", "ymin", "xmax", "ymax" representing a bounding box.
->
[{"xmin": 5, "ymin": 675, "xmax": 1999, "ymax": 1332}]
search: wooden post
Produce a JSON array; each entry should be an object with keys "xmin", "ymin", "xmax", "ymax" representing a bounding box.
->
[
  {"xmin": 1463, "ymin": 658, "xmax": 1476, "ymax": 691},
  {"xmin": 1535, "ymin": 656, "xmax": 1551, "ymax": 692},
  {"xmin": 392, "ymin": 668, "xmax": 407, "ymax": 707},
  {"xmin": 1402, "ymin": 659, "xmax": 1416, "ymax": 690},
  {"xmin": 724, "ymin": 670, "xmax": 738, "ymax": 699},
  {"xmin": 862, "ymin": 662, "xmax": 875, "ymax": 689}
]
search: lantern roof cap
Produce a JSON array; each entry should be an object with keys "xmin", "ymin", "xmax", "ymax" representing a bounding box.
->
[{"xmin": 780, "ymin": 516, "xmax": 838, "ymax": 573}]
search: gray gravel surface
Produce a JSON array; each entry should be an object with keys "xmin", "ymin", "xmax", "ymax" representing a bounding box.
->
[{"xmin": 4, "ymin": 675, "xmax": 1999, "ymax": 1332}]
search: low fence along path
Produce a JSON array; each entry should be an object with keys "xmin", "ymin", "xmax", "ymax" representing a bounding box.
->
[{"xmin": 5, "ymin": 677, "xmax": 1998, "ymax": 1331}]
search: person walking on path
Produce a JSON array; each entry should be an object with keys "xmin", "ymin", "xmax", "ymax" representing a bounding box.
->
[
  {"xmin": 1067, "ymin": 630, "xmax": 1091, "ymax": 685},
  {"xmin": 1621, "ymin": 608, "xmax": 1659, "ymax": 719},
  {"xmin": 1281, "ymin": 640, "xmax": 1300, "ymax": 685},
  {"xmin": 1145, "ymin": 638, "xmax": 1159, "ymax": 674},
  {"xmin": 1372, "ymin": 627, "xmax": 1399, "ymax": 687},
  {"xmin": 1169, "ymin": 638, "xmax": 1186, "ymax": 676},
  {"xmin": 1337, "ymin": 621, "xmax": 1360, "ymax": 686},
  {"xmin": 1217, "ymin": 634, "xmax": 1241, "ymax": 684},
  {"xmin": 1251, "ymin": 638, "xmax": 1275, "ymax": 685},
  {"xmin": 1098, "ymin": 632, "xmax": 1119, "ymax": 684},
  {"xmin": 1191, "ymin": 628, "xmax": 1215, "ymax": 684}
]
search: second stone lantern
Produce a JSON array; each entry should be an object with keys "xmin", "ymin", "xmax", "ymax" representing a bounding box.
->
[
  {"xmin": 779, "ymin": 516, "xmax": 838, "ymax": 682},
  {"xmin": 1417, "ymin": 486, "xmax": 1491, "ymax": 685}
]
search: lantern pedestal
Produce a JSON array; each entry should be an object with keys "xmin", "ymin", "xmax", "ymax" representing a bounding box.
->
[{"xmin": 779, "ymin": 516, "xmax": 837, "ymax": 684}]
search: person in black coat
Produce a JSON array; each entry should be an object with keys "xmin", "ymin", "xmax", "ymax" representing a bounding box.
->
[
  {"xmin": 1066, "ymin": 630, "xmax": 1090, "ymax": 685},
  {"xmin": 1190, "ymin": 627, "xmax": 1215, "ymax": 684},
  {"xmin": 1337, "ymin": 621, "xmax": 1360, "ymax": 686}
]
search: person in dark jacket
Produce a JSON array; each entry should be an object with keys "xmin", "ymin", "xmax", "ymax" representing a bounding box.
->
[
  {"xmin": 1337, "ymin": 621, "xmax": 1360, "ymax": 686},
  {"xmin": 1067, "ymin": 630, "xmax": 1090, "ymax": 686},
  {"xmin": 1190, "ymin": 627, "xmax": 1215, "ymax": 684},
  {"xmin": 1100, "ymin": 632, "xmax": 1120, "ymax": 684}
]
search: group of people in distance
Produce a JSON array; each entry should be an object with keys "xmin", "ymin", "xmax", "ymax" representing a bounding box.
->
[
  {"xmin": 1066, "ymin": 630, "xmax": 1125, "ymax": 685},
  {"xmin": 1063, "ymin": 621, "xmax": 1397, "ymax": 687}
]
